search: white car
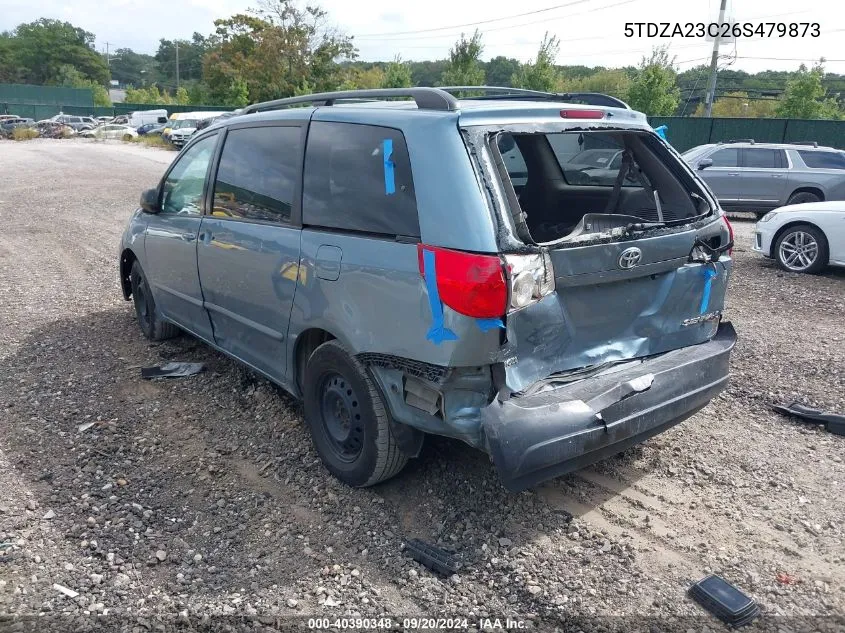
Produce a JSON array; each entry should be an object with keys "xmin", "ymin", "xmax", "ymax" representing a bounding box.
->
[
  {"xmin": 82, "ymin": 124, "xmax": 138, "ymax": 140},
  {"xmin": 753, "ymin": 201, "xmax": 845, "ymax": 274}
]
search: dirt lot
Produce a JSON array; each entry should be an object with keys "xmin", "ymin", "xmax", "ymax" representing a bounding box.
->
[{"xmin": 1, "ymin": 139, "xmax": 843, "ymax": 631}]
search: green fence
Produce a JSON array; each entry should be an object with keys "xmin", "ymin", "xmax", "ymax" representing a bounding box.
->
[
  {"xmin": 648, "ymin": 116, "xmax": 845, "ymax": 153},
  {"xmin": 1, "ymin": 84, "xmax": 230, "ymax": 120}
]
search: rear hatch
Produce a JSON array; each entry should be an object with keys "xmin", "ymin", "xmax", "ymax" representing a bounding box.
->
[{"xmin": 463, "ymin": 114, "xmax": 733, "ymax": 394}]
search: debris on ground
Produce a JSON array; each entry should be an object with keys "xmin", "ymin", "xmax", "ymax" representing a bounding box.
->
[
  {"xmin": 688, "ymin": 574, "xmax": 760, "ymax": 627},
  {"xmin": 776, "ymin": 572, "xmax": 801, "ymax": 585},
  {"xmin": 404, "ymin": 538, "xmax": 462, "ymax": 576},
  {"xmin": 140, "ymin": 361, "xmax": 205, "ymax": 379},
  {"xmin": 773, "ymin": 401, "xmax": 845, "ymax": 436},
  {"xmin": 52, "ymin": 583, "xmax": 79, "ymax": 599}
]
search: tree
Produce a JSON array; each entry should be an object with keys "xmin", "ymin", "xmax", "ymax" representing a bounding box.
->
[
  {"xmin": 626, "ymin": 46, "xmax": 680, "ymax": 116},
  {"xmin": 107, "ymin": 48, "xmax": 157, "ymax": 86},
  {"xmin": 485, "ymin": 56, "xmax": 520, "ymax": 87},
  {"xmin": 383, "ymin": 56, "xmax": 412, "ymax": 88},
  {"xmin": 156, "ymin": 33, "xmax": 215, "ymax": 86},
  {"xmin": 511, "ymin": 33, "xmax": 560, "ymax": 93},
  {"xmin": 776, "ymin": 62, "xmax": 843, "ymax": 120},
  {"xmin": 54, "ymin": 64, "xmax": 111, "ymax": 106},
  {"xmin": 203, "ymin": 0, "xmax": 356, "ymax": 104},
  {"xmin": 441, "ymin": 30, "xmax": 485, "ymax": 87},
  {"xmin": 0, "ymin": 19, "xmax": 108, "ymax": 85},
  {"xmin": 693, "ymin": 91, "xmax": 777, "ymax": 118},
  {"xmin": 559, "ymin": 69, "xmax": 631, "ymax": 102}
]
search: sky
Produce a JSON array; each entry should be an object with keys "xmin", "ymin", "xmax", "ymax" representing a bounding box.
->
[{"xmin": 2, "ymin": 0, "xmax": 845, "ymax": 74}]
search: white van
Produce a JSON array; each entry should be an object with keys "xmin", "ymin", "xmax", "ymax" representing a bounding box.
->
[
  {"xmin": 168, "ymin": 112, "xmax": 220, "ymax": 147},
  {"xmin": 128, "ymin": 109, "xmax": 168, "ymax": 130}
]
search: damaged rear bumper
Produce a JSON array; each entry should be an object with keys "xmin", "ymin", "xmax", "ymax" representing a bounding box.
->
[{"xmin": 481, "ymin": 322, "xmax": 737, "ymax": 492}]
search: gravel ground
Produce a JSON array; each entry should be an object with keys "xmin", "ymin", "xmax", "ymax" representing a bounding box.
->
[{"xmin": 0, "ymin": 139, "xmax": 843, "ymax": 632}]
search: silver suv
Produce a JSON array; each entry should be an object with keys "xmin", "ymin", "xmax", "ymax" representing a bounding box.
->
[{"xmin": 683, "ymin": 141, "xmax": 845, "ymax": 217}]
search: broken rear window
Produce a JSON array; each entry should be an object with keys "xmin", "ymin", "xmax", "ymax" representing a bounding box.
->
[{"xmin": 494, "ymin": 130, "xmax": 710, "ymax": 244}]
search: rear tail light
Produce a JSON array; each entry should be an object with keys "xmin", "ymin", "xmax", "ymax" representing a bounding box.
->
[
  {"xmin": 721, "ymin": 212, "xmax": 734, "ymax": 255},
  {"xmin": 560, "ymin": 109, "xmax": 604, "ymax": 119},
  {"xmin": 418, "ymin": 245, "xmax": 507, "ymax": 318},
  {"xmin": 417, "ymin": 246, "xmax": 557, "ymax": 319},
  {"xmin": 504, "ymin": 252, "xmax": 556, "ymax": 310}
]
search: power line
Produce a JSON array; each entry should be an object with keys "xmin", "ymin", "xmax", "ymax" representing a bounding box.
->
[
  {"xmin": 353, "ymin": 0, "xmax": 589, "ymax": 38},
  {"xmin": 355, "ymin": 0, "xmax": 639, "ymax": 41}
]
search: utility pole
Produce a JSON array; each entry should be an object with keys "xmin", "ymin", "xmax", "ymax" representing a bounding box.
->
[
  {"xmin": 175, "ymin": 41, "xmax": 180, "ymax": 91},
  {"xmin": 703, "ymin": 0, "xmax": 728, "ymax": 117}
]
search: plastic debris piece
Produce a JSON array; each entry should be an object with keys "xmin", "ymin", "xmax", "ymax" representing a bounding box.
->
[
  {"xmin": 53, "ymin": 583, "xmax": 79, "ymax": 599},
  {"xmin": 776, "ymin": 572, "xmax": 801, "ymax": 585},
  {"xmin": 78, "ymin": 421, "xmax": 97, "ymax": 432},
  {"xmin": 404, "ymin": 538, "xmax": 462, "ymax": 577},
  {"xmin": 688, "ymin": 574, "xmax": 760, "ymax": 627},
  {"xmin": 141, "ymin": 362, "xmax": 206, "ymax": 380},
  {"xmin": 773, "ymin": 401, "xmax": 845, "ymax": 436}
]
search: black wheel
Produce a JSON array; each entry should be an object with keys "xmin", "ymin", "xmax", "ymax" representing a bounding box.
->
[
  {"xmin": 129, "ymin": 261, "xmax": 179, "ymax": 340},
  {"xmin": 785, "ymin": 191, "xmax": 821, "ymax": 206},
  {"xmin": 303, "ymin": 340, "xmax": 407, "ymax": 487},
  {"xmin": 774, "ymin": 224, "xmax": 828, "ymax": 274}
]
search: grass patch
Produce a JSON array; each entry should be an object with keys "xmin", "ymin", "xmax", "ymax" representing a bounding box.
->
[
  {"xmin": 12, "ymin": 127, "xmax": 39, "ymax": 141},
  {"xmin": 127, "ymin": 134, "xmax": 177, "ymax": 150}
]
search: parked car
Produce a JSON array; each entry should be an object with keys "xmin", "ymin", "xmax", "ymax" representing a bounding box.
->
[
  {"xmin": 195, "ymin": 110, "xmax": 241, "ymax": 132},
  {"xmin": 683, "ymin": 140, "xmax": 845, "ymax": 217},
  {"xmin": 168, "ymin": 112, "xmax": 220, "ymax": 147},
  {"xmin": 34, "ymin": 121, "xmax": 76, "ymax": 138},
  {"xmin": 42, "ymin": 114, "xmax": 96, "ymax": 132},
  {"xmin": 82, "ymin": 124, "xmax": 138, "ymax": 140},
  {"xmin": 0, "ymin": 117, "xmax": 35, "ymax": 131},
  {"xmin": 118, "ymin": 87, "xmax": 735, "ymax": 492},
  {"xmin": 137, "ymin": 122, "xmax": 164, "ymax": 135},
  {"xmin": 96, "ymin": 116, "xmax": 114, "ymax": 125},
  {"xmin": 753, "ymin": 201, "xmax": 845, "ymax": 274}
]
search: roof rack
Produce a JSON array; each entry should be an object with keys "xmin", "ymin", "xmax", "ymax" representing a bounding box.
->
[
  {"xmin": 241, "ymin": 88, "xmax": 459, "ymax": 114},
  {"xmin": 437, "ymin": 86, "xmax": 630, "ymax": 109},
  {"xmin": 788, "ymin": 141, "xmax": 819, "ymax": 147},
  {"xmin": 720, "ymin": 139, "xmax": 755, "ymax": 144},
  {"xmin": 241, "ymin": 86, "xmax": 630, "ymax": 115}
]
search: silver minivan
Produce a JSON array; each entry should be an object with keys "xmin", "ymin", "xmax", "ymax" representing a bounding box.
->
[{"xmin": 119, "ymin": 87, "xmax": 736, "ymax": 492}]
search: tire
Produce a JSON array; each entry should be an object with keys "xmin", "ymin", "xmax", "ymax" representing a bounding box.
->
[
  {"xmin": 129, "ymin": 261, "xmax": 180, "ymax": 340},
  {"xmin": 774, "ymin": 224, "xmax": 828, "ymax": 274},
  {"xmin": 122, "ymin": 133, "xmax": 133, "ymax": 142},
  {"xmin": 303, "ymin": 340, "xmax": 407, "ymax": 487},
  {"xmin": 785, "ymin": 191, "xmax": 821, "ymax": 206}
]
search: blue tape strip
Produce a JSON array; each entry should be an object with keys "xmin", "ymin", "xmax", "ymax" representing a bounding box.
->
[
  {"xmin": 700, "ymin": 265, "xmax": 718, "ymax": 314},
  {"xmin": 422, "ymin": 248, "xmax": 458, "ymax": 344},
  {"xmin": 476, "ymin": 317, "xmax": 505, "ymax": 332},
  {"xmin": 383, "ymin": 139, "xmax": 395, "ymax": 195}
]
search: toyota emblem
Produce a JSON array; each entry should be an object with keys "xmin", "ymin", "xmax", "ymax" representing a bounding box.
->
[{"xmin": 618, "ymin": 247, "xmax": 642, "ymax": 269}]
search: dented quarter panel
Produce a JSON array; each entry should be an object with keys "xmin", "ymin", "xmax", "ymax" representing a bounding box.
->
[{"xmin": 288, "ymin": 230, "xmax": 504, "ymax": 374}]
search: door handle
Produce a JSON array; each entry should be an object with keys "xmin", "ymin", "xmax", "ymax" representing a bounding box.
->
[
  {"xmin": 728, "ymin": 172, "xmax": 739, "ymax": 176},
  {"xmin": 181, "ymin": 233, "xmax": 196, "ymax": 242},
  {"xmin": 772, "ymin": 174, "xmax": 784, "ymax": 178}
]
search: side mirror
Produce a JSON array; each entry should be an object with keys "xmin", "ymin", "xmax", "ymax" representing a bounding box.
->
[
  {"xmin": 140, "ymin": 188, "xmax": 160, "ymax": 214},
  {"xmin": 697, "ymin": 158, "xmax": 713, "ymax": 170}
]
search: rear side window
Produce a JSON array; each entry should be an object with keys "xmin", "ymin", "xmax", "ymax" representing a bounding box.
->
[
  {"xmin": 303, "ymin": 121, "xmax": 419, "ymax": 237},
  {"xmin": 212, "ymin": 126, "xmax": 301, "ymax": 223},
  {"xmin": 709, "ymin": 148, "xmax": 739, "ymax": 167},
  {"xmin": 744, "ymin": 148, "xmax": 785, "ymax": 168},
  {"xmin": 798, "ymin": 150, "xmax": 845, "ymax": 169}
]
